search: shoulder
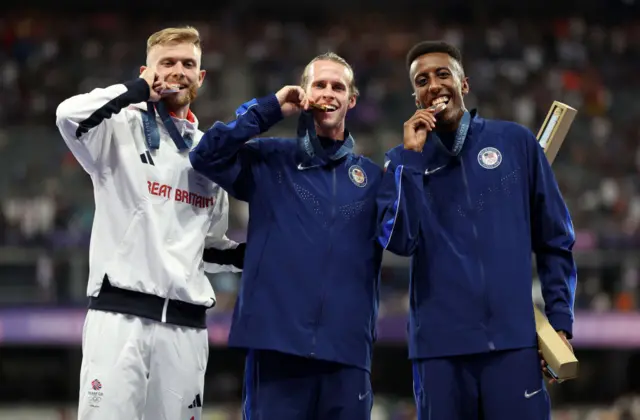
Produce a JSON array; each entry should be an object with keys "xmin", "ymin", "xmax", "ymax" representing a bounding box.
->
[
  {"xmin": 384, "ymin": 144, "xmax": 406, "ymax": 160},
  {"xmin": 247, "ymin": 137, "xmax": 297, "ymax": 154},
  {"xmin": 482, "ymin": 118, "xmax": 536, "ymax": 142},
  {"xmin": 347, "ymin": 154, "xmax": 384, "ymax": 182},
  {"xmin": 192, "ymin": 133, "xmax": 296, "ymax": 154},
  {"xmin": 478, "ymin": 118, "xmax": 543, "ymax": 168},
  {"xmin": 350, "ymin": 154, "xmax": 382, "ymax": 171},
  {"xmin": 382, "ymin": 144, "xmax": 406, "ymax": 170}
]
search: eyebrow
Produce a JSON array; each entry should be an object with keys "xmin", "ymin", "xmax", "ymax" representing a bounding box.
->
[
  {"xmin": 159, "ymin": 56, "xmax": 197, "ymax": 64},
  {"xmin": 313, "ymin": 79, "xmax": 347, "ymax": 87}
]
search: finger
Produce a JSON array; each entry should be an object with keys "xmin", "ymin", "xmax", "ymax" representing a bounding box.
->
[
  {"xmin": 297, "ymin": 87, "xmax": 306, "ymax": 102},
  {"xmin": 415, "ymin": 109, "xmax": 438, "ymax": 122},
  {"xmin": 305, "ymin": 97, "xmax": 314, "ymax": 111},
  {"xmin": 412, "ymin": 115, "xmax": 436, "ymax": 130},
  {"xmin": 417, "ymin": 109, "xmax": 439, "ymax": 122},
  {"xmin": 426, "ymin": 103, "xmax": 448, "ymax": 115}
]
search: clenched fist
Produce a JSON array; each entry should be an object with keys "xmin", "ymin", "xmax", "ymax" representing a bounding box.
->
[
  {"xmin": 275, "ymin": 85, "xmax": 310, "ymax": 117},
  {"xmin": 403, "ymin": 106, "xmax": 444, "ymax": 152}
]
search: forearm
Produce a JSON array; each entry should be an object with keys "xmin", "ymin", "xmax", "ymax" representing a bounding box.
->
[
  {"xmin": 189, "ymin": 94, "xmax": 282, "ymax": 199},
  {"xmin": 56, "ymin": 79, "xmax": 149, "ymax": 141},
  {"xmin": 377, "ymin": 149, "xmax": 426, "ymax": 256},
  {"xmin": 55, "ymin": 79, "xmax": 150, "ymax": 174},
  {"xmin": 537, "ymin": 242, "xmax": 577, "ymax": 338}
]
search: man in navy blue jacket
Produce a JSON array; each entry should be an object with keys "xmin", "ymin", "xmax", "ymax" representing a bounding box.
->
[
  {"xmin": 190, "ymin": 53, "xmax": 383, "ymax": 420},
  {"xmin": 377, "ymin": 41, "xmax": 577, "ymax": 420}
]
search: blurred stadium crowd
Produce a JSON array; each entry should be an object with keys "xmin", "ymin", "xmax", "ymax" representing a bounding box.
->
[
  {"xmin": 1, "ymin": 11, "xmax": 639, "ymax": 308},
  {"xmin": 0, "ymin": 6, "xmax": 639, "ymax": 419}
]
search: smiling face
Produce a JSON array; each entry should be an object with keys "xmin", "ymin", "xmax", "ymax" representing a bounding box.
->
[
  {"xmin": 409, "ymin": 52, "xmax": 469, "ymax": 129},
  {"xmin": 302, "ymin": 58, "xmax": 357, "ymax": 140},
  {"xmin": 143, "ymin": 41, "xmax": 205, "ymax": 109}
]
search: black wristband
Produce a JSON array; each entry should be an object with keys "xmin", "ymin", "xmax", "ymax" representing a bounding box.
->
[{"xmin": 202, "ymin": 243, "xmax": 246, "ymax": 269}]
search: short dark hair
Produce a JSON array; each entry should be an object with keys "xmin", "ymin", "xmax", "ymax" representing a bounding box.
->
[{"xmin": 405, "ymin": 40, "xmax": 463, "ymax": 72}]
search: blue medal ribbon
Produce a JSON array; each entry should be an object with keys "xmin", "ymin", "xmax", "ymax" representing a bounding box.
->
[
  {"xmin": 429, "ymin": 110, "xmax": 471, "ymax": 157},
  {"xmin": 296, "ymin": 110, "xmax": 354, "ymax": 165},
  {"xmin": 140, "ymin": 101, "xmax": 193, "ymax": 151}
]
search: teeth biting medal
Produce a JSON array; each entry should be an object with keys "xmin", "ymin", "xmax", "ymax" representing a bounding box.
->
[
  {"xmin": 310, "ymin": 103, "xmax": 337, "ymax": 112},
  {"xmin": 160, "ymin": 83, "xmax": 181, "ymax": 94},
  {"xmin": 428, "ymin": 96, "xmax": 449, "ymax": 114}
]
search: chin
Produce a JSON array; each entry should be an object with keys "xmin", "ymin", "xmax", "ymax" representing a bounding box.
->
[
  {"xmin": 319, "ymin": 120, "xmax": 340, "ymax": 130},
  {"xmin": 166, "ymin": 92, "xmax": 192, "ymax": 108},
  {"xmin": 441, "ymin": 105, "xmax": 461, "ymax": 121}
]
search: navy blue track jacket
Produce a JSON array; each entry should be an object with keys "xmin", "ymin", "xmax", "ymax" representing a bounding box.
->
[
  {"xmin": 377, "ymin": 110, "xmax": 577, "ymax": 360},
  {"xmin": 190, "ymin": 94, "xmax": 383, "ymax": 371}
]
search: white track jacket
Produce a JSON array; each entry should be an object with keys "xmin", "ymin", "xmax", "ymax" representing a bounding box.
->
[{"xmin": 56, "ymin": 78, "xmax": 238, "ymax": 313}]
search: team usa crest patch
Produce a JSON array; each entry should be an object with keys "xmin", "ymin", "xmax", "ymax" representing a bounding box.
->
[
  {"xmin": 477, "ymin": 147, "xmax": 502, "ymax": 169},
  {"xmin": 349, "ymin": 165, "xmax": 367, "ymax": 187}
]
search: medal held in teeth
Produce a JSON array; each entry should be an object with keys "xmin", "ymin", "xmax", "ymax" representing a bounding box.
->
[
  {"xmin": 161, "ymin": 83, "xmax": 181, "ymax": 95},
  {"xmin": 310, "ymin": 103, "xmax": 337, "ymax": 112},
  {"xmin": 428, "ymin": 96, "xmax": 449, "ymax": 114}
]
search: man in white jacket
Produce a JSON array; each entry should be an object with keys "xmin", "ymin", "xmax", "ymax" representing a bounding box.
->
[{"xmin": 55, "ymin": 26, "xmax": 242, "ymax": 420}]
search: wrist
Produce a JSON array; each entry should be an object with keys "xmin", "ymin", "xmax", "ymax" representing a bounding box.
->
[
  {"xmin": 252, "ymin": 94, "xmax": 284, "ymax": 129},
  {"xmin": 124, "ymin": 78, "xmax": 151, "ymax": 103},
  {"xmin": 400, "ymin": 148, "xmax": 426, "ymax": 172},
  {"xmin": 547, "ymin": 312, "xmax": 573, "ymax": 339}
]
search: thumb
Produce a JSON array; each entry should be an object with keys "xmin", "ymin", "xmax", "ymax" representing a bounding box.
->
[{"xmin": 297, "ymin": 87, "xmax": 306, "ymax": 102}]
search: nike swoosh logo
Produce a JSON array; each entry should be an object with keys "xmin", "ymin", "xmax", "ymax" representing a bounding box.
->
[
  {"xmin": 358, "ymin": 391, "xmax": 370, "ymax": 401},
  {"xmin": 524, "ymin": 389, "xmax": 542, "ymax": 398},
  {"xmin": 297, "ymin": 163, "xmax": 320, "ymax": 171},
  {"xmin": 424, "ymin": 165, "xmax": 446, "ymax": 175}
]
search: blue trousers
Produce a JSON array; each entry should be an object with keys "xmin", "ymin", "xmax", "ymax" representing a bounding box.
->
[
  {"xmin": 413, "ymin": 347, "xmax": 551, "ymax": 420},
  {"xmin": 242, "ymin": 350, "xmax": 373, "ymax": 420}
]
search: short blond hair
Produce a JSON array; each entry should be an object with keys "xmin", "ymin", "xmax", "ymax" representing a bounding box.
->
[
  {"xmin": 146, "ymin": 26, "xmax": 201, "ymax": 55},
  {"xmin": 300, "ymin": 52, "xmax": 360, "ymax": 98}
]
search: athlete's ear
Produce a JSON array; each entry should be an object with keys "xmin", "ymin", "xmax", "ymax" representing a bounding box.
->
[
  {"xmin": 198, "ymin": 69, "xmax": 206, "ymax": 88},
  {"xmin": 140, "ymin": 66, "xmax": 147, "ymax": 76},
  {"xmin": 415, "ymin": 95, "xmax": 423, "ymax": 109},
  {"xmin": 461, "ymin": 76, "xmax": 470, "ymax": 95},
  {"xmin": 348, "ymin": 93, "xmax": 357, "ymax": 110}
]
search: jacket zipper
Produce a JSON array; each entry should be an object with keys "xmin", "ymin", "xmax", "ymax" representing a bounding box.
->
[
  {"xmin": 460, "ymin": 159, "xmax": 492, "ymax": 347},
  {"xmin": 311, "ymin": 167, "xmax": 337, "ymax": 354}
]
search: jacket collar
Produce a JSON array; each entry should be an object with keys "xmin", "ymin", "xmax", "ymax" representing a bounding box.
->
[
  {"xmin": 296, "ymin": 111, "xmax": 355, "ymax": 169},
  {"xmin": 130, "ymin": 101, "xmax": 199, "ymax": 136}
]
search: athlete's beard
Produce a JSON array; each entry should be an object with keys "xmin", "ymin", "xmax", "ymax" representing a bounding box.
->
[{"xmin": 163, "ymin": 83, "xmax": 198, "ymax": 110}]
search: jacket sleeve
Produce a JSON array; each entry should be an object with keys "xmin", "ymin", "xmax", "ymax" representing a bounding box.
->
[
  {"xmin": 189, "ymin": 94, "xmax": 283, "ymax": 202},
  {"xmin": 202, "ymin": 188, "xmax": 243, "ymax": 273},
  {"xmin": 55, "ymin": 78, "xmax": 150, "ymax": 174},
  {"xmin": 527, "ymin": 130, "xmax": 577, "ymax": 339},
  {"xmin": 376, "ymin": 148, "xmax": 426, "ymax": 256}
]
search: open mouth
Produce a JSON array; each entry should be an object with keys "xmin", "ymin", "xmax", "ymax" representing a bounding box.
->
[
  {"xmin": 430, "ymin": 96, "xmax": 450, "ymax": 107},
  {"xmin": 161, "ymin": 83, "xmax": 187, "ymax": 94},
  {"xmin": 428, "ymin": 96, "xmax": 450, "ymax": 113},
  {"xmin": 311, "ymin": 103, "xmax": 337, "ymax": 113}
]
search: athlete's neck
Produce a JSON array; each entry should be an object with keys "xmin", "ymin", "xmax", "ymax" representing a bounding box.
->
[
  {"xmin": 315, "ymin": 121, "xmax": 345, "ymax": 141},
  {"xmin": 435, "ymin": 107, "xmax": 467, "ymax": 133},
  {"xmin": 167, "ymin": 104, "xmax": 191, "ymax": 120}
]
